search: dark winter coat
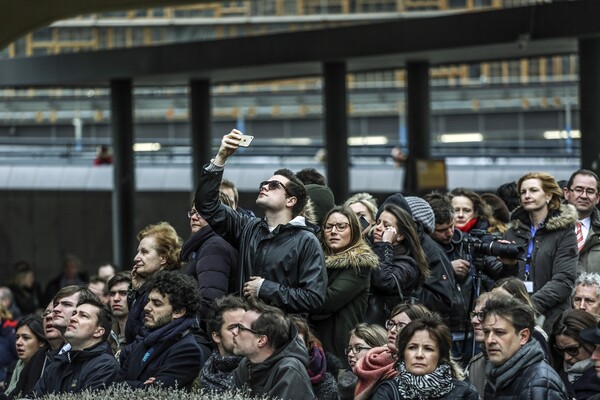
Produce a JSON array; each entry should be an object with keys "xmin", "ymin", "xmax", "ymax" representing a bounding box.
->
[
  {"xmin": 311, "ymin": 241, "xmax": 379, "ymax": 368},
  {"xmin": 181, "ymin": 225, "xmax": 239, "ymax": 322},
  {"xmin": 0, "ymin": 319, "xmax": 17, "ymax": 386},
  {"xmin": 124, "ymin": 282, "xmax": 150, "ymax": 344},
  {"xmin": 117, "ymin": 319, "xmax": 202, "ymax": 390},
  {"xmin": 233, "ymin": 333, "xmax": 314, "ymax": 400},
  {"xmin": 413, "ymin": 234, "xmax": 457, "ymax": 323},
  {"xmin": 371, "ymin": 377, "xmax": 480, "ymax": 400},
  {"xmin": 28, "ymin": 341, "xmax": 119, "ymax": 397},
  {"xmin": 578, "ymin": 207, "xmax": 600, "ymax": 274},
  {"xmin": 485, "ymin": 340, "xmax": 567, "ymax": 400},
  {"xmin": 559, "ymin": 365, "xmax": 600, "ymax": 400},
  {"xmin": 194, "ymin": 164, "xmax": 327, "ymax": 314},
  {"xmin": 503, "ymin": 204, "xmax": 578, "ymax": 333}
]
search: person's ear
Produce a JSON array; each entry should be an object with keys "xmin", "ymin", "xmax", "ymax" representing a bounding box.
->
[
  {"xmin": 173, "ymin": 308, "xmax": 186, "ymax": 320},
  {"xmin": 285, "ymin": 196, "xmax": 297, "ymax": 209},
  {"xmin": 211, "ymin": 331, "xmax": 221, "ymax": 345},
  {"xmin": 93, "ymin": 326, "xmax": 105, "ymax": 339},
  {"xmin": 518, "ymin": 328, "xmax": 531, "ymax": 346}
]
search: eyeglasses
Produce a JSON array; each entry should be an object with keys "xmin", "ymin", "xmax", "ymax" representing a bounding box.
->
[
  {"xmin": 232, "ymin": 323, "xmax": 260, "ymax": 335},
  {"xmin": 385, "ymin": 319, "xmax": 408, "ymax": 331},
  {"xmin": 344, "ymin": 345, "xmax": 371, "ymax": 355},
  {"xmin": 187, "ymin": 210, "xmax": 199, "ymax": 219},
  {"xmin": 259, "ymin": 180, "xmax": 291, "ymax": 196},
  {"xmin": 470, "ymin": 311, "xmax": 484, "ymax": 322},
  {"xmin": 569, "ymin": 187, "xmax": 598, "ymax": 197},
  {"xmin": 554, "ymin": 344, "xmax": 581, "ymax": 357},
  {"xmin": 324, "ymin": 222, "xmax": 349, "ymax": 233}
]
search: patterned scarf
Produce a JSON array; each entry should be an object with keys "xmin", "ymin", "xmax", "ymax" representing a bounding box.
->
[
  {"xmin": 395, "ymin": 361, "xmax": 454, "ymax": 400},
  {"xmin": 307, "ymin": 343, "xmax": 327, "ymax": 385},
  {"xmin": 200, "ymin": 351, "xmax": 243, "ymax": 393}
]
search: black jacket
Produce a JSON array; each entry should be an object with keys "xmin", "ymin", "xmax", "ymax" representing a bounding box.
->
[
  {"xmin": 372, "ymin": 377, "xmax": 480, "ymax": 400},
  {"xmin": 413, "ymin": 234, "xmax": 457, "ymax": 324},
  {"xmin": 194, "ymin": 164, "xmax": 327, "ymax": 313},
  {"xmin": 559, "ymin": 365, "xmax": 600, "ymax": 400},
  {"xmin": 118, "ymin": 318, "xmax": 203, "ymax": 390},
  {"xmin": 29, "ymin": 341, "xmax": 118, "ymax": 397},
  {"xmin": 233, "ymin": 333, "xmax": 314, "ymax": 400},
  {"xmin": 124, "ymin": 283, "xmax": 150, "ymax": 344},
  {"xmin": 181, "ymin": 226, "xmax": 240, "ymax": 322},
  {"xmin": 485, "ymin": 340, "xmax": 567, "ymax": 400}
]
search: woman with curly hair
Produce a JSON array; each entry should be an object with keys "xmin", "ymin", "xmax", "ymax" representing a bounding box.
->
[{"xmin": 310, "ymin": 206, "xmax": 379, "ymax": 368}]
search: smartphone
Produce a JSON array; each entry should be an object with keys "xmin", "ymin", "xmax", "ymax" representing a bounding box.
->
[
  {"xmin": 239, "ymin": 135, "xmax": 254, "ymax": 147},
  {"xmin": 359, "ymin": 215, "xmax": 370, "ymax": 231}
]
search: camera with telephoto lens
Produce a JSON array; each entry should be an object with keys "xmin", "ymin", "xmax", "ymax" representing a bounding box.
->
[{"xmin": 462, "ymin": 229, "xmax": 523, "ymax": 259}]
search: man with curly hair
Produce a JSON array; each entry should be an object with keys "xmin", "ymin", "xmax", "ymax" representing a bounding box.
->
[{"xmin": 117, "ymin": 271, "xmax": 204, "ymax": 390}]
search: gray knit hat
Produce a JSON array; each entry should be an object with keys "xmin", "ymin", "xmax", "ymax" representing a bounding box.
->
[{"xmin": 405, "ymin": 196, "xmax": 435, "ymax": 234}]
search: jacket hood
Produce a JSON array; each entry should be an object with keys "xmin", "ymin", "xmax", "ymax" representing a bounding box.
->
[
  {"xmin": 300, "ymin": 198, "xmax": 319, "ymax": 226},
  {"xmin": 509, "ymin": 204, "xmax": 577, "ymax": 231},
  {"xmin": 253, "ymin": 329, "xmax": 309, "ymax": 373},
  {"xmin": 325, "ymin": 241, "xmax": 379, "ymax": 271}
]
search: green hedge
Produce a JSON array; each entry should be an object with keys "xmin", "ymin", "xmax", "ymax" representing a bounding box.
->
[{"xmin": 27, "ymin": 385, "xmax": 262, "ymax": 400}]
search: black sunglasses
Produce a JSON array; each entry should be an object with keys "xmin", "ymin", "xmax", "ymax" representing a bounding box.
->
[
  {"xmin": 259, "ymin": 180, "xmax": 291, "ymax": 196},
  {"xmin": 554, "ymin": 344, "xmax": 581, "ymax": 357}
]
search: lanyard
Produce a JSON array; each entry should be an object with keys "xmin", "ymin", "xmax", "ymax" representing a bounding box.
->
[{"xmin": 524, "ymin": 224, "xmax": 539, "ymax": 280}]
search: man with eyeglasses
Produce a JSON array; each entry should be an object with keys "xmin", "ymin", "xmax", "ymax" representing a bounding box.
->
[
  {"xmin": 482, "ymin": 296, "xmax": 567, "ymax": 399},
  {"xmin": 231, "ymin": 300, "xmax": 314, "ymax": 400},
  {"xmin": 194, "ymin": 129, "xmax": 326, "ymax": 314},
  {"xmin": 564, "ymin": 169, "xmax": 600, "ymax": 274},
  {"xmin": 117, "ymin": 271, "xmax": 203, "ymax": 390}
]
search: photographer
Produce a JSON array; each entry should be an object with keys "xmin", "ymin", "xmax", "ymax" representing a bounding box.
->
[{"xmin": 425, "ymin": 192, "xmax": 518, "ymax": 364}]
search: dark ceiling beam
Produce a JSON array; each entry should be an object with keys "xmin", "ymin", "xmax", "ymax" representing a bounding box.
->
[
  {"xmin": 0, "ymin": 0, "xmax": 219, "ymax": 49},
  {"xmin": 1, "ymin": 0, "xmax": 599, "ymax": 88}
]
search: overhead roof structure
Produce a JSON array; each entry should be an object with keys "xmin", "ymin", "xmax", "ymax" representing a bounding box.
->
[{"xmin": 0, "ymin": 0, "xmax": 599, "ymax": 88}]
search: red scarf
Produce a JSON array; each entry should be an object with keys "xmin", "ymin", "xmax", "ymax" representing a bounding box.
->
[
  {"xmin": 457, "ymin": 217, "xmax": 478, "ymax": 233},
  {"xmin": 353, "ymin": 346, "xmax": 398, "ymax": 400}
]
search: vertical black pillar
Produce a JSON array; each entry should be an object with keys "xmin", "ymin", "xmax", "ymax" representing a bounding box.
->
[
  {"xmin": 404, "ymin": 61, "xmax": 431, "ymax": 194},
  {"xmin": 324, "ymin": 62, "xmax": 349, "ymax": 203},
  {"xmin": 110, "ymin": 79, "xmax": 135, "ymax": 270},
  {"xmin": 579, "ymin": 38, "xmax": 600, "ymax": 175},
  {"xmin": 189, "ymin": 79, "xmax": 212, "ymax": 189}
]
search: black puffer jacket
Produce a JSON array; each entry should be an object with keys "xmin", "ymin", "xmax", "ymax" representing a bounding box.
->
[
  {"xmin": 485, "ymin": 340, "xmax": 567, "ymax": 400},
  {"xmin": 194, "ymin": 164, "xmax": 326, "ymax": 313},
  {"xmin": 503, "ymin": 204, "xmax": 578, "ymax": 333},
  {"xmin": 181, "ymin": 225, "xmax": 240, "ymax": 321},
  {"xmin": 29, "ymin": 342, "xmax": 119, "ymax": 397}
]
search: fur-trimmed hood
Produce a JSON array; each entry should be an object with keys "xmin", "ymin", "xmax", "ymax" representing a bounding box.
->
[
  {"xmin": 325, "ymin": 241, "xmax": 379, "ymax": 271},
  {"xmin": 509, "ymin": 203, "xmax": 578, "ymax": 231}
]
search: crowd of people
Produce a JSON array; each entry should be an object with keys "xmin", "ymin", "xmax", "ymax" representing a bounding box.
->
[{"xmin": 1, "ymin": 128, "xmax": 600, "ymax": 399}]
